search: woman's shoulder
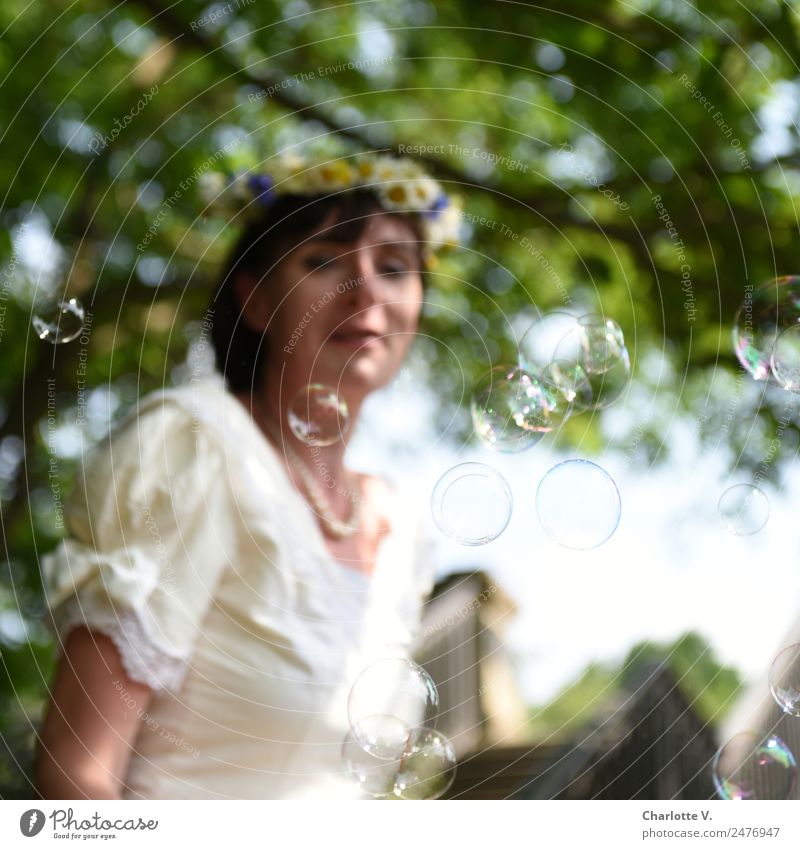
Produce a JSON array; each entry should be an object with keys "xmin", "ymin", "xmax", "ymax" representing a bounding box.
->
[
  {"xmin": 101, "ymin": 376, "xmax": 240, "ymax": 455},
  {"xmin": 73, "ymin": 377, "xmax": 241, "ymax": 505},
  {"xmin": 61, "ymin": 379, "xmax": 238, "ymax": 543}
]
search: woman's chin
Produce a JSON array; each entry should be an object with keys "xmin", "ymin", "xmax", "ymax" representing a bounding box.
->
[{"xmin": 337, "ymin": 358, "xmax": 396, "ymax": 395}]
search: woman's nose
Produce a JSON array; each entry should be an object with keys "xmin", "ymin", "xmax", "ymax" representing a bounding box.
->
[{"xmin": 348, "ymin": 250, "xmax": 382, "ymax": 303}]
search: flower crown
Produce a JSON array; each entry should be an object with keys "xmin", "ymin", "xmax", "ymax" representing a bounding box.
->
[{"xmin": 198, "ymin": 152, "xmax": 462, "ymax": 266}]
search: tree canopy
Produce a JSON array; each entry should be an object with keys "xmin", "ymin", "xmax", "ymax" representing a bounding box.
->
[{"xmin": 2, "ymin": 0, "xmax": 800, "ymax": 795}]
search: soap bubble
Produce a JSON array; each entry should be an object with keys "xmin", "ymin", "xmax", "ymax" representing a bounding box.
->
[
  {"xmin": 519, "ymin": 312, "xmax": 631, "ymax": 412},
  {"xmin": 717, "ymin": 484, "xmax": 769, "ymax": 536},
  {"xmin": 541, "ymin": 360, "xmax": 594, "ymax": 411},
  {"xmin": 31, "ymin": 298, "xmax": 85, "ymax": 344},
  {"xmin": 342, "ymin": 727, "xmax": 456, "ymax": 800},
  {"xmin": 713, "ymin": 732, "xmax": 797, "ymax": 800},
  {"xmin": 552, "ymin": 314, "xmax": 631, "ymax": 410},
  {"xmin": 580, "ymin": 346, "xmax": 631, "ymax": 410},
  {"xmin": 770, "ymin": 324, "xmax": 800, "ymax": 392},
  {"xmin": 341, "ymin": 727, "xmax": 405, "ymax": 798},
  {"xmin": 470, "ymin": 366, "xmax": 552, "ymax": 452},
  {"xmin": 287, "ymin": 384, "xmax": 349, "ymax": 446},
  {"xmin": 518, "ymin": 310, "xmax": 582, "ymax": 372},
  {"xmin": 347, "ymin": 659, "xmax": 439, "ymax": 760},
  {"xmin": 769, "ymin": 644, "xmax": 800, "ymax": 717},
  {"xmin": 536, "ymin": 459, "xmax": 621, "ymax": 549},
  {"xmin": 431, "ymin": 462, "xmax": 513, "ymax": 545},
  {"xmin": 576, "ymin": 315, "xmax": 626, "ymax": 375},
  {"xmin": 733, "ymin": 275, "xmax": 800, "ymax": 382},
  {"xmin": 392, "ymin": 728, "xmax": 457, "ymax": 800}
]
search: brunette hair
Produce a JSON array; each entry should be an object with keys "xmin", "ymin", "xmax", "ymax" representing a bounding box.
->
[{"xmin": 209, "ymin": 190, "xmax": 426, "ymax": 392}]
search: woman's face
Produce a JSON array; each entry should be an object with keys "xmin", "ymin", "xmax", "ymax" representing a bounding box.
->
[{"xmin": 239, "ymin": 209, "xmax": 424, "ymax": 400}]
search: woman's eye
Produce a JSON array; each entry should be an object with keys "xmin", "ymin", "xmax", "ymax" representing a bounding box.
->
[
  {"xmin": 380, "ymin": 262, "xmax": 412, "ymax": 276},
  {"xmin": 304, "ymin": 253, "xmax": 337, "ymax": 270}
]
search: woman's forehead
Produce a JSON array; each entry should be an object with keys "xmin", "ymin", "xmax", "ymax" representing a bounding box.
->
[
  {"xmin": 362, "ymin": 212, "xmax": 417, "ymax": 242},
  {"xmin": 308, "ymin": 209, "xmax": 418, "ymax": 248}
]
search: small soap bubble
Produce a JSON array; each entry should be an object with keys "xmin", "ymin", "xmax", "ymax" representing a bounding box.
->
[
  {"xmin": 31, "ymin": 298, "xmax": 85, "ymax": 344},
  {"xmin": 347, "ymin": 659, "xmax": 439, "ymax": 760},
  {"xmin": 431, "ymin": 462, "xmax": 513, "ymax": 546},
  {"xmin": 341, "ymin": 727, "xmax": 406, "ymax": 798},
  {"xmin": 392, "ymin": 728, "xmax": 457, "ymax": 800},
  {"xmin": 287, "ymin": 384, "xmax": 349, "ymax": 446},
  {"xmin": 470, "ymin": 366, "xmax": 550, "ymax": 452},
  {"xmin": 536, "ymin": 459, "xmax": 621, "ymax": 550},
  {"xmin": 341, "ymin": 726, "xmax": 457, "ymax": 800},
  {"xmin": 717, "ymin": 484, "xmax": 769, "ymax": 536},
  {"xmin": 733, "ymin": 275, "xmax": 800, "ymax": 383},
  {"xmin": 769, "ymin": 644, "xmax": 800, "ymax": 717},
  {"xmin": 713, "ymin": 732, "xmax": 797, "ymax": 800}
]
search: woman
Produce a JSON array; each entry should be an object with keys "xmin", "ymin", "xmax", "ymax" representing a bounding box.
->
[{"xmin": 35, "ymin": 153, "xmax": 461, "ymax": 799}]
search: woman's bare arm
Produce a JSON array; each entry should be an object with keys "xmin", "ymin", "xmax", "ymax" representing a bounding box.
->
[{"xmin": 36, "ymin": 626, "xmax": 153, "ymax": 799}]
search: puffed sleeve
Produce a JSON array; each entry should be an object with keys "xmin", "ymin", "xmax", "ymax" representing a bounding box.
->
[{"xmin": 40, "ymin": 394, "xmax": 237, "ymax": 693}]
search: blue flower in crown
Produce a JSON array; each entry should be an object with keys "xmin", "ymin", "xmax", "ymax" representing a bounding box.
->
[
  {"xmin": 247, "ymin": 174, "xmax": 275, "ymax": 207},
  {"xmin": 422, "ymin": 194, "xmax": 449, "ymax": 220}
]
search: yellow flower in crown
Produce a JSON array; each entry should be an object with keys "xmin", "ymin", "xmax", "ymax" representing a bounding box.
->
[
  {"xmin": 355, "ymin": 157, "xmax": 378, "ymax": 180},
  {"xmin": 198, "ymin": 151, "xmax": 463, "ymax": 259},
  {"xmin": 411, "ymin": 177, "xmax": 441, "ymax": 208},
  {"xmin": 380, "ymin": 180, "xmax": 415, "ymax": 210},
  {"xmin": 316, "ymin": 159, "xmax": 357, "ymax": 190}
]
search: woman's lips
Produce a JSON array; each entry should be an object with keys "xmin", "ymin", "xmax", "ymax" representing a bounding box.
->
[{"xmin": 329, "ymin": 331, "xmax": 381, "ymax": 350}]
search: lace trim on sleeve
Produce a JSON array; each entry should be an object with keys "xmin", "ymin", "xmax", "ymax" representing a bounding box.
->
[{"xmin": 53, "ymin": 597, "xmax": 192, "ymax": 693}]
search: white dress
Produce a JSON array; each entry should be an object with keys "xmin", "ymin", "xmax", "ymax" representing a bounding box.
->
[{"xmin": 41, "ymin": 377, "xmax": 434, "ymax": 800}]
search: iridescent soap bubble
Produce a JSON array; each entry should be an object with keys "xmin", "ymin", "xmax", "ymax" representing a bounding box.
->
[
  {"xmin": 31, "ymin": 298, "xmax": 85, "ymax": 344},
  {"xmin": 769, "ymin": 644, "xmax": 800, "ymax": 716},
  {"xmin": 347, "ymin": 658, "xmax": 439, "ymax": 760},
  {"xmin": 470, "ymin": 366, "xmax": 551, "ymax": 452},
  {"xmin": 536, "ymin": 459, "xmax": 621, "ymax": 549},
  {"xmin": 717, "ymin": 484, "xmax": 769, "ymax": 536},
  {"xmin": 431, "ymin": 462, "xmax": 513, "ymax": 545},
  {"xmin": 770, "ymin": 324, "xmax": 800, "ymax": 392},
  {"xmin": 733, "ymin": 275, "xmax": 800, "ymax": 382},
  {"xmin": 713, "ymin": 732, "xmax": 797, "ymax": 800},
  {"xmin": 341, "ymin": 726, "xmax": 457, "ymax": 800},
  {"xmin": 287, "ymin": 383, "xmax": 349, "ymax": 446}
]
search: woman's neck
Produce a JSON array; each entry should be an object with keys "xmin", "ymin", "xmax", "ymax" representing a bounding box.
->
[{"xmin": 240, "ymin": 370, "xmax": 365, "ymax": 519}]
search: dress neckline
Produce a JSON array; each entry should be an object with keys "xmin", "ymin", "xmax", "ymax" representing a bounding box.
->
[{"xmin": 215, "ymin": 381, "xmax": 388, "ymax": 583}]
